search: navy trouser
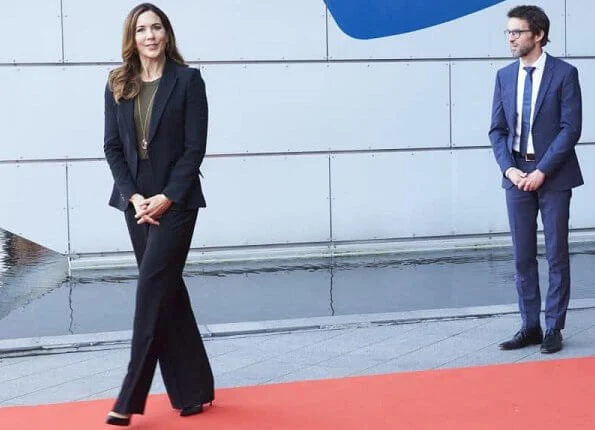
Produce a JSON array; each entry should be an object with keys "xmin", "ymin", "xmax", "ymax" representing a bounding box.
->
[
  {"xmin": 113, "ymin": 160, "xmax": 214, "ymax": 414},
  {"xmin": 505, "ymin": 155, "xmax": 572, "ymax": 331}
]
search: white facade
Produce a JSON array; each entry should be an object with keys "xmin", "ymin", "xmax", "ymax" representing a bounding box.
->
[{"xmin": 1, "ymin": 0, "xmax": 594, "ymax": 267}]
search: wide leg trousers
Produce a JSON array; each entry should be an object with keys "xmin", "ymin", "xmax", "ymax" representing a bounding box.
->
[{"xmin": 113, "ymin": 160, "xmax": 214, "ymax": 414}]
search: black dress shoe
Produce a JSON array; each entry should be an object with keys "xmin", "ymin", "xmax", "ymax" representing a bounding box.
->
[
  {"xmin": 499, "ymin": 327, "xmax": 543, "ymax": 350},
  {"xmin": 180, "ymin": 402, "xmax": 207, "ymax": 417},
  {"xmin": 540, "ymin": 329, "xmax": 563, "ymax": 354},
  {"xmin": 106, "ymin": 413, "xmax": 131, "ymax": 426}
]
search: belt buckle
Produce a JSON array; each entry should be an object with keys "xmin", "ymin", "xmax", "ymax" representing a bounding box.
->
[{"xmin": 524, "ymin": 153, "xmax": 536, "ymax": 162}]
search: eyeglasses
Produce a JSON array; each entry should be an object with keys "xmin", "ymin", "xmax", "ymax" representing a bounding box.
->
[{"xmin": 504, "ymin": 29, "xmax": 532, "ymax": 40}]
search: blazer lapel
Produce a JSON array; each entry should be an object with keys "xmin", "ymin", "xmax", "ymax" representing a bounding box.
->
[
  {"xmin": 148, "ymin": 60, "xmax": 177, "ymax": 143},
  {"xmin": 503, "ymin": 62, "xmax": 519, "ymax": 130},
  {"xmin": 121, "ymin": 98, "xmax": 137, "ymax": 145},
  {"xmin": 532, "ymin": 54, "xmax": 554, "ymax": 121}
]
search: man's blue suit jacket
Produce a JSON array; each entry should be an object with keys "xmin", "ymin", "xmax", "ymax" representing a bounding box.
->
[{"xmin": 489, "ymin": 53, "xmax": 583, "ymax": 191}]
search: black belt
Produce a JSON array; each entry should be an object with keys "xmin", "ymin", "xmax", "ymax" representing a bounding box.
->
[{"xmin": 513, "ymin": 150, "xmax": 535, "ymax": 161}]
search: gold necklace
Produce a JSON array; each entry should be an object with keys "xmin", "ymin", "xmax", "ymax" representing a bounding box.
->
[{"xmin": 137, "ymin": 84, "xmax": 159, "ymax": 150}]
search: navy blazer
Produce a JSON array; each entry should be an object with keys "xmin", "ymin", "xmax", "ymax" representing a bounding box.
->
[
  {"xmin": 104, "ymin": 60, "xmax": 208, "ymax": 211},
  {"xmin": 488, "ymin": 54, "xmax": 583, "ymax": 191}
]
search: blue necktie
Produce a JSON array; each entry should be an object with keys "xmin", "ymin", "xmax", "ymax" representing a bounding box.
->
[{"xmin": 519, "ymin": 66, "xmax": 536, "ymax": 155}]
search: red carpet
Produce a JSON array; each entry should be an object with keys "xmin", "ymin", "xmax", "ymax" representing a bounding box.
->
[{"xmin": 1, "ymin": 357, "xmax": 594, "ymax": 429}]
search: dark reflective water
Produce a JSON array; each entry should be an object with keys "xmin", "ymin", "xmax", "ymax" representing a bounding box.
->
[
  {"xmin": 1, "ymin": 228, "xmax": 595, "ymax": 339},
  {"xmin": 0, "ymin": 230, "xmax": 69, "ymax": 339}
]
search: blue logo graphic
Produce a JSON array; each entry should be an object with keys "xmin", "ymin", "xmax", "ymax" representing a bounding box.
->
[{"xmin": 324, "ymin": 0, "xmax": 506, "ymax": 39}]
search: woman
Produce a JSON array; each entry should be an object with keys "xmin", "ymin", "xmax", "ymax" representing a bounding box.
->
[{"xmin": 103, "ymin": 3, "xmax": 214, "ymax": 426}]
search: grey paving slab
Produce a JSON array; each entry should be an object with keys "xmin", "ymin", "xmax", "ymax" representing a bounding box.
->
[
  {"xmin": 1, "ymin": 367, "xmax": 125, "ymax": 407},
  {"xmin": 439, "ymin": 349, "xmax": 536, "ymax": 369},
  {"xmin": 272, "ymin": 363, "xmax": 364, "ymax": 384},
  {"xmin": 357, "ymin": 324, "xmax": 451, "ymax": 354},
  {"xmin": 261, "ymin": 342, "xmax": 346, "ymax": 368},
  {"xmin": 249, "ymin": 328, "xmax": 348, "ymax": 354},
  {"xmin": 388, "ymin": 338, "xmax": 489, "ymax": 370},
  {"xmin": 337, "ymin": 315, "xmax": 560, "ymax": 375},
  {"xmin": 562, "ymin": 309, "xmax": 595, "ymax": 330},
  {"xmin": 448, "ymin": 315, "xmax": 519, "ymax": 341},
  {"xmin": 77, "ymin": 387, "xmax": 121, "ymax": 402},
  {"xmin": 329, "ymin": 342, "xmax": 408, "ymax": 364},
  {"xmin": 409, "ymin": 317, "xmax": 486, "ymax": 337},
  {"xmin": 0, "ymin": 355, "xmax": 35, "ymax": 368},
  {"xmin": 317, "ymin": 325, "xmax": 405, "ymax": 348},
  {"xmin": 442, "ymin": 316, "xmax": 595, "ymax": 369},
  {"xmin": 211, "ymin": 372, "xmax": 265, "ymax": 389},
  {"xmin": 219, "ymin": 357, "xmax": 305, "ymax": 384},
  {"xmin": 203, "ymin": 338, "xmax": 250, "ymax": 358},
  {"xmin": 312, "ymin": 349, "xmax": 388, "ymax": 372},
  {"xmin": 301, "ymin": 324, "xmax": 431, "ymax": 368},
  {"xmin": 567, "ymin": 323, "xmax": 595, "ymax": 339},
  {"xmin": 0, "ymin": 350, "xmax": 112, "ymax": 384},
  {"xmin": 516, "ymin": 327, "xmax": 595, "ymax": 363},
  {"xmin": 208, "ymin": 347, "xmax": 271, "ymax": 375},
  {"xmin": 1, "ymin": 308, "xmax": 595, "ymax": 408},
  {"xmin": 269, "ymin": 329, "xmax": 390, "ymax": 368},
  {"xmin": 0, "ymin": 349, "xmax": 128, "ymax": 403},
  {"xmin": 0, "ymin": 349, "xmax": 130, "ymax": 384},
  {"xmin": 237, "ymin": 330, "xmax": 343, "ymax": 361}
]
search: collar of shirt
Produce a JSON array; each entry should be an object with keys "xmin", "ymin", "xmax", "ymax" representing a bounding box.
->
[{"xmin": 519, "ymin": 50, "xmax": 547, "ymax": 71}]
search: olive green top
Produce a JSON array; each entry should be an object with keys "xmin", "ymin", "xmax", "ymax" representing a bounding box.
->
[{"xmin": 134, "ymin": 78, "xmax": 161, "ymax": 160}]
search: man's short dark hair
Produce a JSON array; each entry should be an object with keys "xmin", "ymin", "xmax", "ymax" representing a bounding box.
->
[{"xmin": 508, "ymin": 5, "xmax": 550, "ymax": 47}]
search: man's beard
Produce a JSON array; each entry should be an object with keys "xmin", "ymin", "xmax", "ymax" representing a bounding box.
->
[{"xmin": 512, "ymin": 42, "xmax": 535, "ymax": 58}]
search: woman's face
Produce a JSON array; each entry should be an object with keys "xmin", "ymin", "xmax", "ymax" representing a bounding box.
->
[{"xmin": 135, "ymin": 11, "xmax": 168, "ymax": 62}]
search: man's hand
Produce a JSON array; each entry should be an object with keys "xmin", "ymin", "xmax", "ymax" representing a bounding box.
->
[
  {"xmin": 506, "ymin": 167, "xmax": 527, "ymax": 186},
  {"xmin": 135, "ymin": 194, "xmax": 173, "ymax": 225},
  {"xmin": 517, "ymin": 169, "xmax": 545, "ymax": 192}
]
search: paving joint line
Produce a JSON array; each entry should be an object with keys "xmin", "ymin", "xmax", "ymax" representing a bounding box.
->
[
  {"xmin": 2, "ymin": 302, "xmax": 594, "ymax": 358},
  {"xmin": 0, "ymin": 363, "xmax": 126, "ymax": 405}
]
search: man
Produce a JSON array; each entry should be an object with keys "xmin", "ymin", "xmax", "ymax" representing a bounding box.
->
[{"xmin": 489, "ymin": 5, "xmax": 583, "ymax": 354}]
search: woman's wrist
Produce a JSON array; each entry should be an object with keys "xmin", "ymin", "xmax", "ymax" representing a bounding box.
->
[{"xmin": 129, "ymin": 193, "xmax": 143, "ymax": 203}]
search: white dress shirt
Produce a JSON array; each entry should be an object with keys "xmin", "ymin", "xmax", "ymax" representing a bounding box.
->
[{"xmin": 513, "ymin": 51, "xmax": 547, "ymax": 154}]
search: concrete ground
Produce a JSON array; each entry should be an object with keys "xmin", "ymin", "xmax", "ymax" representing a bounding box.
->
[{"xmin": 1, "ymin": 300, "xmax": 595, "ymax": 408}]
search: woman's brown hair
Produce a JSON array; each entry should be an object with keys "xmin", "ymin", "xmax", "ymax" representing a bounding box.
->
[{"xmin": 108, "ymin": 3, "xmax": 185, "ymax": 102}]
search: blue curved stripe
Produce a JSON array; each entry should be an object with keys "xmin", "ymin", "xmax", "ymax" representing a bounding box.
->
[{"xmin": 325, "ymin": 0, "xmax": 506, "ymax": 39}]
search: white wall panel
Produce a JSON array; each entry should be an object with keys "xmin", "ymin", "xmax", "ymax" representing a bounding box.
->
[
  {"xmin": 203, "ymin": 62, "xmax": 450, "ymax": 154},
  {"xmin": 451, "ymin": 60, "xmax": 510, "ymax": 148},
  {"xmin": 569, "ymin": 145, "xmax": 595, "ymax": 229},
  {"xmin": 194, "ymin": 155, "xmax": 330, "ymax": 248},
  {"xmin": 3, "ymin": 0, "xmax": 593, "ymax": 261},
  {"xmin": 451, "ymin": 149, "xmax": 510, "ymax": 234},
  {"xmin": 566, "ymin": 0, "xmax": 595, "ymax": 56},
  {"xmin": 567, "ymin": 60, "xmax": 595, "ymax": 144},
  {"xmin": 331, "ymin": 151, "xmax": 453, "ymax": 241},
  {"xmin": 0, "ymin": 163, "xmax": 68, "ymax": 253},
  {"xmin": 327, "ymin": 0, "xmax": 564, "ymax": 60},
  {"xmin": 3, "ymin": 0, "xmax": 62, "ymax": 63},
  {"xmin": 331, "ymin": 150, "xmax": 510, "ymax": 241},
  {"xmin": 62, "ymin": 0, "xmax": 326, "ymax": 62},
  {"xmin": 67, "ymin": 161, "xmax": 130, "ymax": 254},
  {"xmin": 0, "ymin": 66, "xmax": 108, "ymax": 161}
]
